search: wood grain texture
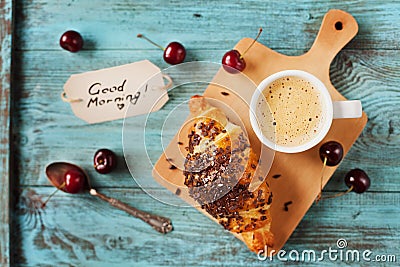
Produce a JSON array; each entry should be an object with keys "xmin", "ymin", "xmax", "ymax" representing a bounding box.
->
[
  {"xmin": 12, "ymin": 49, "xmax": 400, "ymax": 191},
  {"xmin": 12, "ymin": 0, "xmax": 400, "ymax": 51},
  {"xmin": 5, "ymin": 0, "xmax": 400, "ymax": 266},
  {"xmin": 11, "ymin": 188, "xmax": 400, "ymax": 266},
  {"xmin": 0, "ymin": 0, "xmax": 12, "ymax": 266},
  {"xmin": 153, "ymin": 9, "xmax": 369, "ymax": 253}
]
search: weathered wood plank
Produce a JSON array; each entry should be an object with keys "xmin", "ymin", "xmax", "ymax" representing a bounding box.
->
[
  {"xmin": 8, "ymin": 0, "xmax": 400, "ymax": 266},
  {"xmin": 10, "ymin": 49, "xmax": 400, "ymax": 192},
  {"xmin": 13, "ymin": 0, "xmax": 400, "ymax": 51},
  {"xmin": 0, "ymin": 0, "xmax": 12, "ymax": 265},
  {"xmin": 11, "ymin": 188, "xmax": 400, "ymax": 266}
]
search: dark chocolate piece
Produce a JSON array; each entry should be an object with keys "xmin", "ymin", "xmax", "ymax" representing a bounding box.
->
[{"xmin": 175, "ymin": 188, "xmax": 181, "ymax": 195}]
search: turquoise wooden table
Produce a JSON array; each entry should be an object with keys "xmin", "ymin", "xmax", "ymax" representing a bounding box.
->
[{"xmin": 1, "ymin": 0, "xmax": 399, "ymax": 266}]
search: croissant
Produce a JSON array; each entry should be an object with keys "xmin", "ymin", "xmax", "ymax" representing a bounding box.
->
[{"xmin": 183, "ymin": 95, "xmax": 273, "ymax": 253}]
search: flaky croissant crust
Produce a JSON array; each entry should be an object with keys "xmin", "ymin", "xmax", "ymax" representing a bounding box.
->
[{"xmin": 183, "ymin": 95, "xmax": 273, "ymax": 252}]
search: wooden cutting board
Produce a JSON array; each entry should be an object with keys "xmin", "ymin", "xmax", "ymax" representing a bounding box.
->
[{"xmin": 152, "ymin": 9, "xmax": 368, "ymax": 254}]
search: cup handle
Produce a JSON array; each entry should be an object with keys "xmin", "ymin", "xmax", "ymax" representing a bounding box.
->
[{"xmin": 333, "ymin": 100, "xmax": 362, "ymax": 119}]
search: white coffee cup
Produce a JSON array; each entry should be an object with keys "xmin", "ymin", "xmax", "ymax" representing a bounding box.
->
[{"xmin": 249, "ymin": 70, "xmax": 362, "ymax": 153}]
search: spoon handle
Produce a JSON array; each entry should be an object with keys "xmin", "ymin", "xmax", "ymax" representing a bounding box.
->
[{"xmin": 90, "ymin": 189, "xmax": 173, "ymax": 234}]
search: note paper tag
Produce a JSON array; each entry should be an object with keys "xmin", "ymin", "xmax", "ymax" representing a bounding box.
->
[{"xmin": 63, "ymin": 60, "xmax": 169, "ymax": 124}]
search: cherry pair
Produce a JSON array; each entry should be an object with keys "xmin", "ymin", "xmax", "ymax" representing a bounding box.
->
[
  {"xmin": 60, "ymin": 30, "xmax": 187, "ymax": 65},
  {"xmin": 319, "ymin": 141, "xmax": 370, "ymax": 196},
  {"xmin": 137, "ymin": 28, "xmax": 263, "ymax": 70},
  {"xmin": 48, "ymin": 149, "xmax": 117, "ymax": 195}
]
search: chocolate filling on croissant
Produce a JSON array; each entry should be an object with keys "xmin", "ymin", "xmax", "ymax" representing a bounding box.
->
[{"xmin": 183, "ymin": 96, "xmax": 274, "ymax": 252}]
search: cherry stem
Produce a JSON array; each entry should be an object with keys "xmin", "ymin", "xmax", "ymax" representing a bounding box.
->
[
  {"xmin": 137, "ymin": 34, "xmax": 165, "ymax": 51},
  {"xmin": 315, "ymin": 157, "xmax": 327, "ymax": 204},
  {"xmin": 240, "ymin": 28, "xmax": 263, "ymax": 59},
  {"xmin": 320, "ymin": 185, "xmax": 354, "ymax": 200},
  {"xmin": 42, "ymin": 182, "xmax": 65, "ymax": 208},
  {"xmin": 316, "ymin": 157, "xmax": 355, "ymax": 203}
]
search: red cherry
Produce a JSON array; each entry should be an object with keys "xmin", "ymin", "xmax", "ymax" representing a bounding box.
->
[
  {"xmin": 59, "ymin": 30, "xmax": 84, "ymax": 52},
  {"xmin": 345, "ymin": 169, "xmax": 370, "ymax": 193},
  {"xmin": 137, "ymin": 34, "xmax": 186, "ymax": 65},
  {"xmin": 222, "ymin": 50, "xmax": 246, "ymax": 73},
  {"xmin": 163, "ymin": 42, "xmax": 186, "ymax": 65},
  {"xmin": 319, "ymin": 141, "xmax": 344, "ymax": 166},
  {"xmin": 221, "ymin": 28, "xmax": 262, "ymax": 73},
  {"xmin": 64, "ymin": 169, "xmax": 85, "ymax": 194},
  {"xmin": 94, "ymin": 149, "xmax": 117, "ymax": 174}
]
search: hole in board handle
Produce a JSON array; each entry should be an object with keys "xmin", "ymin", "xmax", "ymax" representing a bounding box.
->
[{"xmin": 335, "ymin": 21, "xmax": 343, "ymax": 31}]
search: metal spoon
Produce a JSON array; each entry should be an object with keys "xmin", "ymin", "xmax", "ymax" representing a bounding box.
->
[{"xmin": 45, "ymin": 162, "xmax": 173, "ymax": 234}]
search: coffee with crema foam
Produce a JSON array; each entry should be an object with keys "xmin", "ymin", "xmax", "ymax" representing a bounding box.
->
[{"xmin": 257, "ymin": 76, "xmax": 324, "ymax": 147}]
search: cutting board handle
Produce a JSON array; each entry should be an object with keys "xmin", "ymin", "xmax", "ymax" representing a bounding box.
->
[{"xmin": 307, "ymin": 9, "xmax": 358, "ymax": 63}]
